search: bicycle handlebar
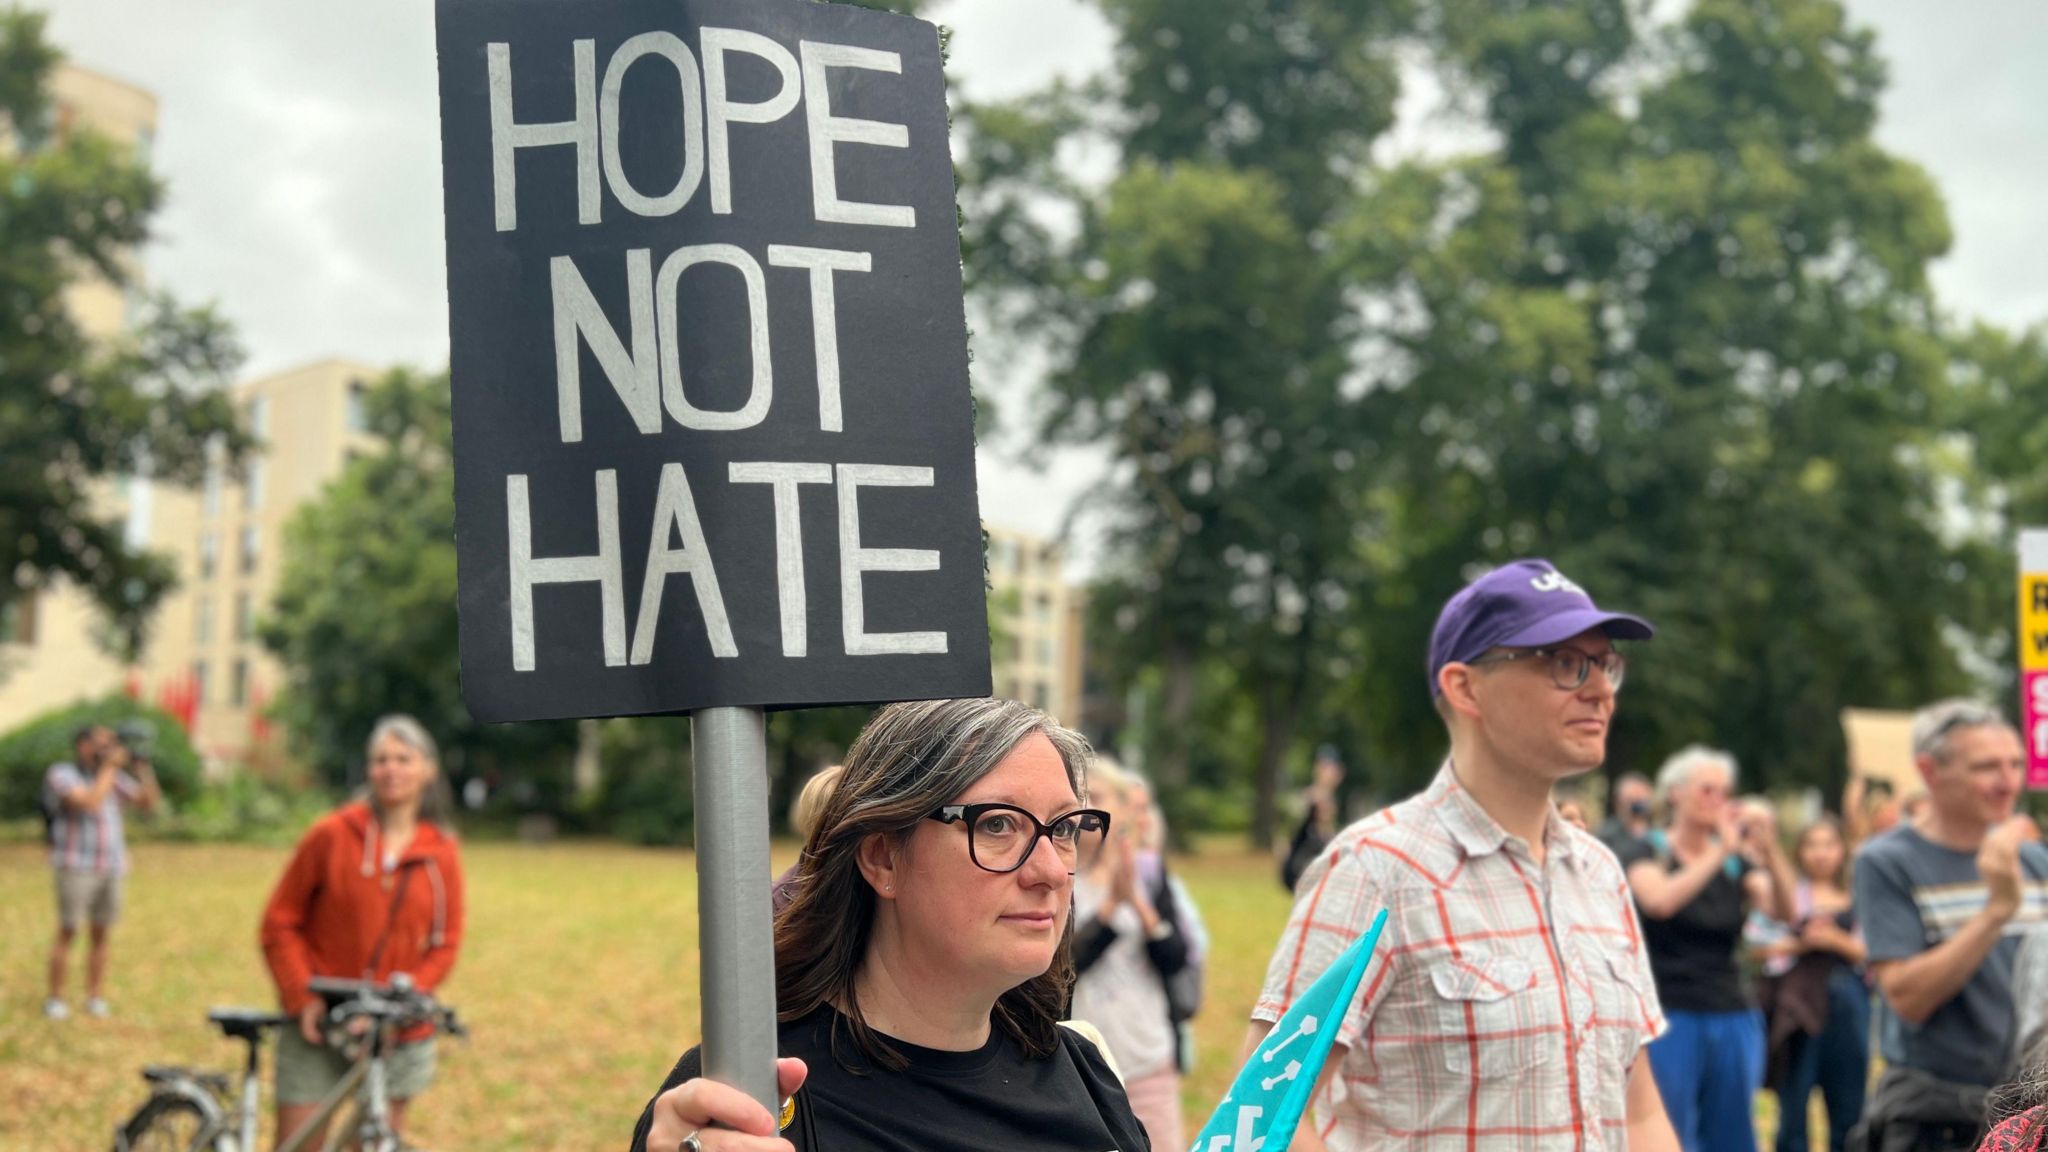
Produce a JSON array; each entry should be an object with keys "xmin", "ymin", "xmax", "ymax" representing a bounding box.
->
[{"xmin": 305, "ymin": 975, "xmax": 464, "ymax": 1038}]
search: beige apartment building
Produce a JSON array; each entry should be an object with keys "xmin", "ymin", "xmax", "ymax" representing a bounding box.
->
[
  {"xmin": 0, "ymin": 358, "xmax": 377, "ymax": 764},
  {"xmin": 985, "ymin": 525, "xmax": 1085, "ymax": 726},
  {"xmin": 0, "ymin": 64, "xmax": 378, "ymax": 763}
]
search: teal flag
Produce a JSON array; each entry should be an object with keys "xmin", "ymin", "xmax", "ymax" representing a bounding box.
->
[{"xmin": 1188, "ymin": 907, "xmax": 1389, "ymax": 1152}]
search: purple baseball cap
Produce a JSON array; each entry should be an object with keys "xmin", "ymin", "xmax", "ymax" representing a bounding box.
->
[{"xmin": 1427, "ymin": 559, "xmax": 1654, "ymax": 696}]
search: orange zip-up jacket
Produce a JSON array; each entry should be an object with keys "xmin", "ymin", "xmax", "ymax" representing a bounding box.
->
[{"xmin": 259, "ymin": 801, "xmax": 465, "ymax": 1043}]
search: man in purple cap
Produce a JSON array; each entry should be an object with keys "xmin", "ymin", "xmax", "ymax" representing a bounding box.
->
[{"xmin": 1242, "ymin": 559, "xmax": 1679, "ymax": 1151}]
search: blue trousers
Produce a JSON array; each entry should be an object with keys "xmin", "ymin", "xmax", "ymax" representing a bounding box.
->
[
  {"xmin": 1773, "ymin": 968, "xmax": 1870, "ymax": 1152},
  {"xmin": 1648, "ymin": 1007, "xmax": 1766, "ymax": 1152}
]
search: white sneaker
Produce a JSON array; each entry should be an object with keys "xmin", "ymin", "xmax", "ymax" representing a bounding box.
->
[
  {"xmin": 43, "ymin": 998, "xmax": 69, "ymax": 1020},
  {"xmin": 85, "ymin": 998, "xmax": 110, "ymax": 1018}
]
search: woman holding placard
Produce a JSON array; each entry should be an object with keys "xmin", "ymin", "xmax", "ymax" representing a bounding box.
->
[{"xmin": 630, "ymin": 698, "xmax": 1150, "ymax": 1152}]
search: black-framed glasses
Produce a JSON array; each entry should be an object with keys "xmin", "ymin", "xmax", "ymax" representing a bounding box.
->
[
  {"xmin": 928, "ymin": 803, "xmax": 1111, "ymax": 874},
  {"xmin": 1469, "ymin": 646, "xmax": 1627, "ymax": 692}
]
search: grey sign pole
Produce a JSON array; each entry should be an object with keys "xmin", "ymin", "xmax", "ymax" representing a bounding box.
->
[{"xmin": 692, "ymin": 705, "xmax": 779, "ymax": 1114}]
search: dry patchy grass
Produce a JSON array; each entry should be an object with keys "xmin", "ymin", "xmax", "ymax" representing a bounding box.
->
[{"xmin": 3, "ymin": 839, "xmax": 1295, "ymax": 1151}]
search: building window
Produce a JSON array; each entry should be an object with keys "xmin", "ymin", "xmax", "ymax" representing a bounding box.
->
[
  {"xmin": 202, "ymin": 436, "xmax": 225, "ymax": 519},
  {"xmin": 123, "ymin": 475, "xmax": 154, "ymax": 551},
  {"xmin": 192, "ymin": 661, "xmax": 209, "ymax": 707},
  {"xmin": 1031, "ymin": 682, "xmax": 1050, "ymax": 712},
  {"xmin": 199, "ymin": 533, "xmax": 218, "ymax": 580},
  {"xmin": 243, "ymin": 398, "xmax": 269, "ymax": 512},
  {"xmin": 231, "ymin": 659, "xmax": 249, "ymax": 707},
  {"xmin": 240, "ymin": 526, "xmax": 261, "ymax": 575},
  {"xmin": 195, "ymin": 597, "xmax": 214, "ymax": 644},
  {"xmin": 346, "ymin": 380, "xmax": 369, "ymax": 433},
  {"xmin": 1036, "ymin": 637, "xmax": 1055, "ymax": 667},
  {"xmin": 1032, "ymin": 594, "xmax": 1053, "ymax": 626},
  {"xmin": 235, "ymin": 592, "xmax": 254, "ymax": 642},
  {"xmin": 0, "ymin": 593, "xmax": 37, "ymax": 646},
  {"xmin": 243, "ymin": 459, "xmax": 265, "ymax": 512}
]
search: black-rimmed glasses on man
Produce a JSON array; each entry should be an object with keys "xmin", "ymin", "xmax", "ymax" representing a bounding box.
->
[
  {"xmin": 928, "ymin": 803, "xmax": 1111, "ymax": 874},
  {"xmin": 1467, "ymin": 645, "xmax": 1628, "ymax": 692}
]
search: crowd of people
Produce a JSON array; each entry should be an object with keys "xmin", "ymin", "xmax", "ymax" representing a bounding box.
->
[{"xmin": 35, "ymin": 552, "xmax": 2048, "ymax": 1152}]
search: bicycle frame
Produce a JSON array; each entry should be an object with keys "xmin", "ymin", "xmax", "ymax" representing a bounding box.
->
[
  {"xmin": 124, "ymin": 980, "xmax": 451, "ymax": 1152},
  {"xmin": 276, "ymin": 1031, "xmax": 399, "ymax": 1152}
]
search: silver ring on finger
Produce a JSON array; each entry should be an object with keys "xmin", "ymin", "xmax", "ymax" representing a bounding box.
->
[{"xmin": 681, "ymin": 1131, "xmax": 706, "ymax": 1152}]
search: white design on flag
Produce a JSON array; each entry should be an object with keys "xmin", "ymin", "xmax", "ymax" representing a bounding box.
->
[
  {"xmin": 1200, "ymin": 1104, "xmax": 1265, "ymax": 1152},
  {"xmin": 1260, "ymin": 1061, "xmax": 1303, "ymax": 1092},
  {"xmin": 1188, "ymin": 907, "xmax": 1388, "ymax": 1152},
  {"xmin": 1260, "ymin": 1014, "xmax": 1317, "ymax": 1063}
]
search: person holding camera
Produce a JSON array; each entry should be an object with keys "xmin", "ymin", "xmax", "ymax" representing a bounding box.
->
[
  {"xmin": 43, "ymin": 721, "xmax": 160, "ymax": 1020},
  {"xmin": 1620, "ymin": 748, "xmax": 1796, "ymax": 1152},
  {"xmin": 1600, "ymin": 770, "xmax": 1654, "ymax": 856}
]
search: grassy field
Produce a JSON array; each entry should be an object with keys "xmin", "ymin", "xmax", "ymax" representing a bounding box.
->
[{"xmin": 2, "ymin": 839, "xmax": 1295, "ymax": 1151}]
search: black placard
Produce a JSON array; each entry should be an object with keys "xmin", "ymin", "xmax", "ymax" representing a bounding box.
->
[{"xmin": 435, "ymin": 0, "xmax": 990, "ymax": 722}]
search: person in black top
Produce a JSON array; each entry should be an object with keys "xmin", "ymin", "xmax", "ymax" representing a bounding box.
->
[
  {"xmin": 1620, "ymin": 746, "xmax": 1795, "ymax": 1152},
  {"xmin": 1280, "ymin": 745, "xmax": 1344, "ymax": 892},
  {"xmin": 631, "ymin": 698, "xmax": 1151, "ymax": 1152}
]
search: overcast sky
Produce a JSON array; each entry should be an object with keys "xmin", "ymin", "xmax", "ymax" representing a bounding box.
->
[{"xmin": 39, "ymin": 0, "xmax": 2048, "ymax": 562}]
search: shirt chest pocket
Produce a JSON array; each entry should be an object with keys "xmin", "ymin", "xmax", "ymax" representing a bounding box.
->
[
  {"xmin": 1576, "ymin": 943, "xmax": 1653, "ymax": 1067},
  {"xmin": 1427, "ymin": 951, "xmax": 1553, "ymax": 1076}
]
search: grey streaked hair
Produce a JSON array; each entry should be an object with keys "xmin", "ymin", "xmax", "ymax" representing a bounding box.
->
[
  {"xmin": 368, "ymin": 714, "xmax": 439, "ymax": 766},
  {"xmin": 775, "ymin": 697, "xmax": 1093, "ymax": 1070},
  {"xmin": 360, "ymin": 713, "xmax": 453, "ymax": 827},
  {"xmin": 1654, "ymin": 745, "xmax": 1739, "ymax": 809},
  {"xmin": 1911, "ymin": 698, "xmax": 2013, "ymax": 763}
]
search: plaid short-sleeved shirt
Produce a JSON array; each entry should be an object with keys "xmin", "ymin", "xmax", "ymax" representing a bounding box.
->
[
  {"xmin": 44, "ymin": 761, "xmax": 141, "ymax": 875},
  {"xmin": 1253, "ymin": 763, "xmax": 1666, "ymax": 1151}
]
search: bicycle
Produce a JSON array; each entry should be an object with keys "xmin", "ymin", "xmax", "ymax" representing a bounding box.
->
[{"xmin": 113, "ymin": 974, "xmax": 464, "ymax": 1152}]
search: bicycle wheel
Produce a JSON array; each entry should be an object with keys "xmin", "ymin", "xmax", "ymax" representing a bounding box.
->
[{"xmin": 115, "ymin": 1095, "xmax": 213, "ymax": 1152}]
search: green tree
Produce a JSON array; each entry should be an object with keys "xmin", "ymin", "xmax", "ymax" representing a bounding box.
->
[
  {"xmin": 968, "ymin": 0, "xmax": 2014, "ymax": 834},
  {"xmin": 261, "ymin": 369, "xmax": 579, "ymax": 790},
  {"xmin": 0, "ymin": 9, "xmax": 249, "ymax": 658},
  {"xmin": 960, "ymin": 1, "xmax": 1415, "ymax": 846},
  {"xmin": 1342, "ymin": 0, "xmax": 1986, "ymax": 794}
]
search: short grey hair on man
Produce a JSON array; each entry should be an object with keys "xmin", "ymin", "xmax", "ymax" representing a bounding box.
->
[
  {"xmin": 1911, "ymin": 698, "xmax": 2013, "ymax": 764},
  {"xmin": 1654, "ymin": 745, "xmax": 1739, "ymax": 809}
]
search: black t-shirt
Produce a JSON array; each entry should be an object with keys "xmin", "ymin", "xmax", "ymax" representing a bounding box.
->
[
  {"xmin": 629, "ymin": 1005, "xmax": 1150, "ymax": 1152},
  {"xmin": 1616, "ymin": 833, "xmax": 1753, "ymax": 1013}
]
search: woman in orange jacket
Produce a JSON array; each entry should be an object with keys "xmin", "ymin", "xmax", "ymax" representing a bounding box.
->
[{"xmin": 259, "ymin": 715, "xmax": 465, "ymax": 1149}]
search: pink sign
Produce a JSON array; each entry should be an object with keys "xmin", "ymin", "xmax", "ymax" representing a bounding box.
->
[{"xmin": 2025, "ymin": 670, "xmax": 2048, "ymax": 790}]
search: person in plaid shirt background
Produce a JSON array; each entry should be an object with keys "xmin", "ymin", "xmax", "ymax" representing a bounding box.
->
[
  {"xmin": 42, "ymin": 722, "xmax": 160, "ymax": 1020},
  {"xmin": 1242, "ymin": 558, "xmax": 1680, "ymax": 1151}
]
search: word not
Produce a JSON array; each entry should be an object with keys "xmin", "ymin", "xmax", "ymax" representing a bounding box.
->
[{"xmin": 552, "ymin": 241, "xmax": 867, "ymax": 441}]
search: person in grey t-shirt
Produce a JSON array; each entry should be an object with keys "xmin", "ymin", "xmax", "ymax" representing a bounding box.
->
[{"xmin": 1853, "ymin": 699, "xmax": 2048, "ymax": 1150}]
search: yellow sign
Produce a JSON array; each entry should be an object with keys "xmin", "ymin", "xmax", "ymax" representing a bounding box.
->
[
  {"xmin": 2022, "ymin": 530, "xmax": 2048, "ymax": 788},
  {"xmin": 2025, "ymin": 571, "xmax": 2048, "ymax": 673}
]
